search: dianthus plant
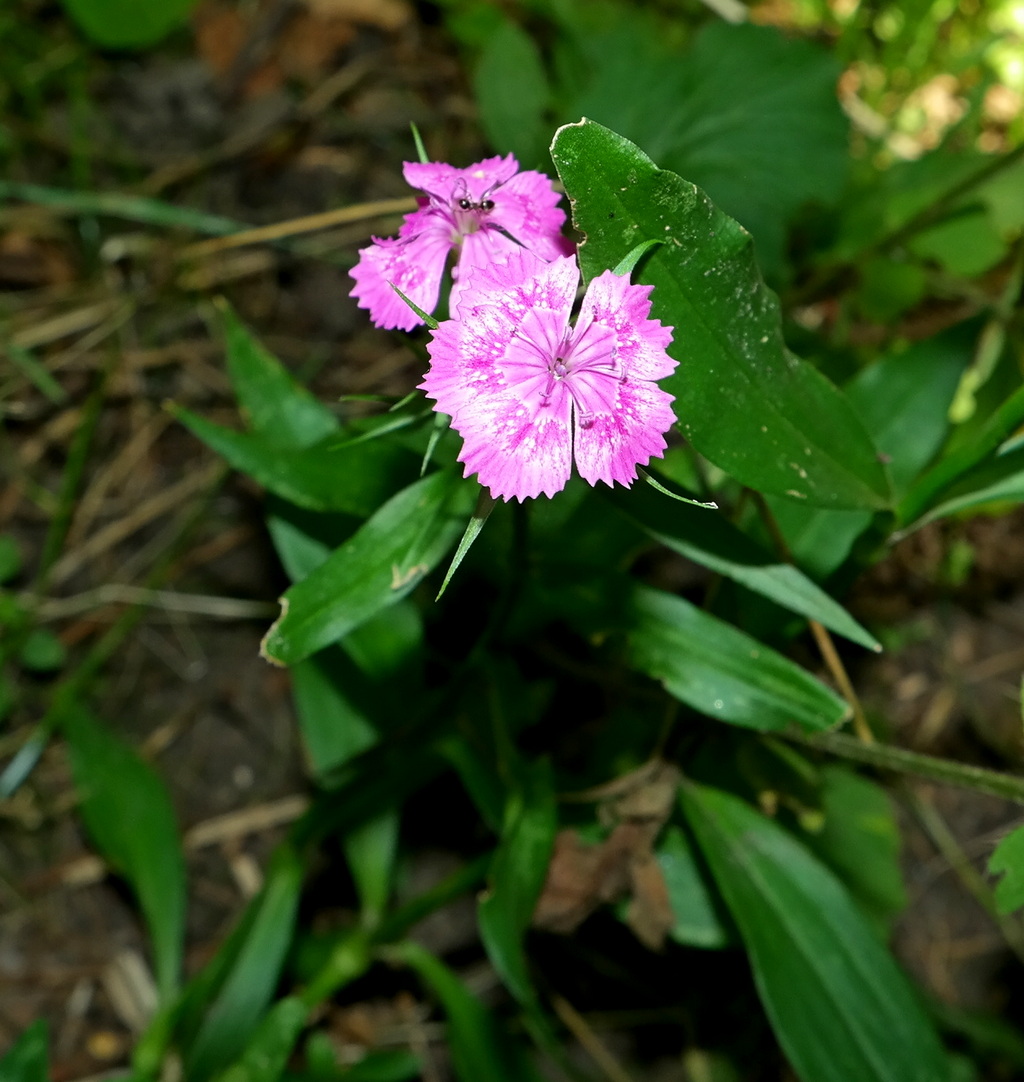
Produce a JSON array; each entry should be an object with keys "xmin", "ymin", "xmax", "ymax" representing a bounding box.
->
[
  {"xmin": 349, "ymin": 154, "xmax": 572, "ymax": 331},
  {"xmin": 420, "ymin": 249, "xmax": 678, "ymax": 501}
]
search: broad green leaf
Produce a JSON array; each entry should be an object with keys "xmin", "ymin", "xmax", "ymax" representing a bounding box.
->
[
  {"xmin": 262, "ymin": 470, "xmax": 475, "ymax": 666},
  {"xmin": 550, "ymin": 119, "xmax": 890, "ymax": 511},
  {"xmin": 845, "ymin": 331, "xmax": 969, "ymax": 499},
  {"xmin": 174, "ymin": 408, "xmax": 416, "ymax": 517},
  {"xmin": 186, "ymin": 848, "xmax": 303, "ymax": 1081},
  {"xmin": 0, "ymin": 1020, "xmax": 48, "ymax": 1082},
  {"xmin": 626, "ymin": 586, "xmax": 849, "ymax": 732},
  {"xmin": 681, "ymin": 782, "xmax": 949, "ymax": 1082},
  {"xmin": 989, "ymin": 823, "xmax": 1024, "ymax": 916},
  {"xmin": 767, "ymin": 328, "xmax": 968, "ymax": 578},
  {"xmin": 801, "ymin": 767, "xmax": 907, "ymax": 927},
  {"xmin": 657, "ymin": 826, "xmax": 731, "ymax": 949},
  {"xmin": 478, "ymin": 760, "xmax": 557, "ymax": 1006},
  {"xmin": 218, "ymin": 302, "xmax": 338, "ymax": 449},
  {"xmin": 561, "ymin": 19, "xmax": 849, "ymax": 278},
  {"xmin": 399, "ymin": 943, "xmax": 543, "ymax": 1082},
  {"xmin": 292, "ymin": 651, "xmax": 377, "ymax": 777},
  {"xmin": 608, "ymin": 484, "xmax": 880, "ymax": 651},
  {"xmin": 60, "ymin": 0, "xmax": 198, "ymax": 47},
  {"xmin": 908, "ymin": 209, "xmax": 1007, "ymax": 278},
  {"xmin": 474, "ymin": 18, "xmax": 551, "ymax": 167},
  {"xmin": 63, "ymin": 708, "xmax": 186, "ymax": 1001}
]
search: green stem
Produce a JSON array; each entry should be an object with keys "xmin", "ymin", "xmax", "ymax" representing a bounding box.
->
[{"xmin": 783, "ymin": 728, "xmax": 1024, "ymax": 805}]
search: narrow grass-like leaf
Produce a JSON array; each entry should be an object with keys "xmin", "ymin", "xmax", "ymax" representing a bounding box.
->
[
  {"xmin": 63, "ymin": 708, "xmax": 186, "ymax": 1001},
  {"xmin": 411, "ymin": 122, "xmax": 429, "ymax": 164},
  {"xmin": 609, "ymin": 484, "xmax": 881, "ymax": 651},
  {"xmin": 262, "ymin": 470, "xmax": 475, "ymax": 666},
  {"xmin": 681, "ymin": 782, "xmax": 949, "ymax": 1082},
  {"xmin": 550, "ymin": 119, "xmax": 890, "ymax": 510},
  {"xmin": 174, "ymin": 408, "xmax": 417, "ymax": 517},
  {"xmin": 0, "ymin": 725, "xmax": 50, "ymax": 799},
  {"xmin": 627, "ymin": 586, "xmax": 850, "ymax": 731},
  {"xmin": 391, "ymin": 284, "xmax": 439, "ymax": 329},
  {"xmin": 0, "ymin": 1020, "xmax": 48, "ymax": 1082},
  {"xmin": 185, "ymin": 847, "xmax": 303, "ymax": 1081},
  {"xmin": 638, "ymin": 468, "xmax": 717, "ymax": 508},
  {"xmin": 399, "ymin": 943, "xmax": 543, "ymax": 1082},
  {"xmin": 657, "ymin": 825, "xmax": 731, "ymax": 949},
  {"xmin": 217, "ymin": 302, "xmax": 338, "ymax": 449},
  {"xmin": 478, "ymin": 759, "xmax": 557, "ymax": 1006},
  {"xmin": 0, "ymin": 180, "xmax": 248, "ymax": 235},
  {"xmin": 612, "ymin": 238, "xmax": 662, "ymax": 277},
  {"xmin": 437, "ymin": 488, "xmax": 495, "ymax": 599},
  {"xmin": 3, "ymin": 341, "xmax": 67, "ymax": 404},
  {"xmin": 900, "ymin": 382, "xmax": 1024, "ymax": 525},
  {"xmin": 212, "ymin": 997, "xmax": 309, "ymax": 1082},
  {"xmin": 903, "ymin": 445, "xmax": 1024, "ymax": 532}
]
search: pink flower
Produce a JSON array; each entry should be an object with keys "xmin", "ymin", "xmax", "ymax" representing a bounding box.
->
[
  {"xmin": 349, "ymin": 154, "xmax": 572, "ymax": 331},
  {"xmin": 420, "ymin": 250, "xmax": 678, "ymax": 501}
]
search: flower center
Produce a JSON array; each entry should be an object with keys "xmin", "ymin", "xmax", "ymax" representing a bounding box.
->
[{"xmin": 453, "ymin": 196, "xmax": 495, "ymax": 236}]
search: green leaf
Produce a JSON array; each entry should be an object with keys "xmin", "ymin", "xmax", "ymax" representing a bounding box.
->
[
  {"xmin": 174, "ymin": 408, "xmax": 417, "ymax": 517},
  {"xmin": 900, "ymin": 381, "xmax": 1024, "ymax": 525},
  {"xmin": 767, "ymin": 328, "xmax": 968, "ymax": 578},
  {"xmin": 262, "ymin": 470, "xmax": 475, "ymax": 666},
  {"xmin": 0, "ymin": 1020, "xmax": 48, "ymax": 1082},
  {"xmin": 217, "ymin": 302, "xmax": 338, "ymax": 450},
  {"xmin": 681, "ymin": 782, "xmax": 949, "ymax": 1082},
  {"xmin": 213, "ymin": 997, "xmax": 309, "ymax": 1082},
  {"xmin": 307, "ymin": 1045, "xmax": 421, "ymax": 1081},
  {"xmin": 18, "ymin": 627, "xmax": 67, "ymax": 672},
  {"xmin": 292, "ymin": 651, "xmax": 377, "ymax": 777},
  {"xmin": 908, "ymin": 209, "xmax": 1007, "ymax": 278},
  {"xmin": 800, "ymin": 766, "xmax": 907, "ymax": 927},
  {"xmin": 478, "ymin": 760, "xmax": 557, "ymax": 1006},
  {"xmin": 550, "ymin": 119, "xmax": 890, "ymax": 511},
  {"xmin": 626, "ymin": 585, "xmax": 850, "ymax": 732},
  {"xmin": 0, "ymin": 536, "xmax": 21, "ymax": 584},
  {"xmin": 561, "ymin": 19, "xmax": 849, "ymax": 277},
  {"xmin": 473, "ymin": 18, "xmax": 551, "ymax": 167},
  {"xmin": 988, "ymin": 823, "xmax": 1024, "ymax": 915},
  {"xmin": 437, "ymin": 488, "xmax": 495, "ymax": 600},
  {"xmin": 399, "ymin": 943, "xmax": 543, "ymax": 1082},
  {"xmin": 905, "ymin": 444, "xmax": 1024, "ymax": 530},
  {"xmin": 608, "ymin": 484, "xmax": 880, "ymax": 651},
  {"xmin": 845, "ymin": 331, "xmax": 969, "ymax": 499},
  {"xmin": 63, "ymin": 708, "xmax": 186, "ymax": 1002},
  {"xmin": 343, "ymin": 812, "xmax": 399, "ymax": 925},
  {"xmin": 657, "ymin": 826, "xmax": 731, "ymax": 949},
  {"xmin": 60, "ymin": 0, "xmax": 199, "ymax": 48},
  {"xmin": 185, "ymin": 848, "xmax": 303, "ymax": 1081}
]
